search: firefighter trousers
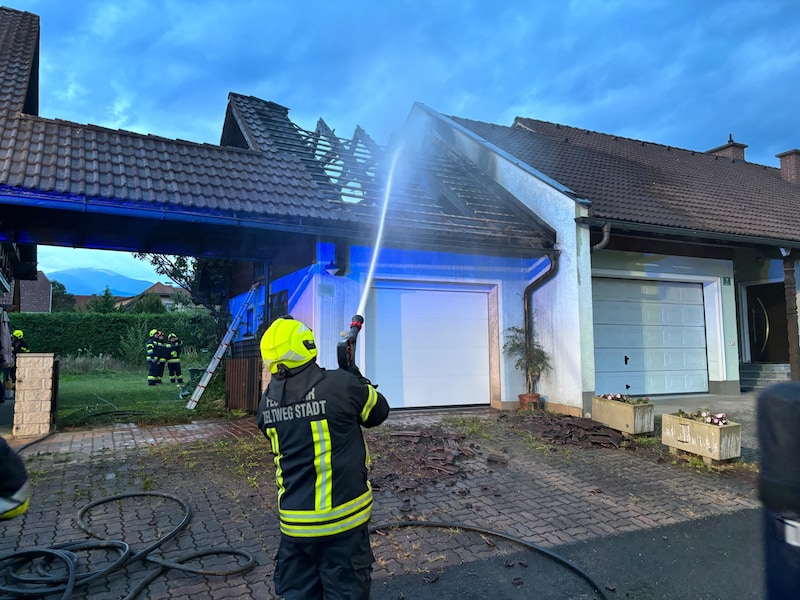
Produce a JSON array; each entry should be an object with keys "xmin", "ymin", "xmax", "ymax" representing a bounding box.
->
[{"xmin": 274, "ymin": 523, "xmax": 373, "ymax": 600}]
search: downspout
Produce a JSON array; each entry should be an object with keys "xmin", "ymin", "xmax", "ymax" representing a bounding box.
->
[
  {"xmin": 523, "ymin": 250, "xmax": 561, "ymax": 358},
  {"xmin": 591, "ymin": 222, "xmax": 611, "ymax": 252}
]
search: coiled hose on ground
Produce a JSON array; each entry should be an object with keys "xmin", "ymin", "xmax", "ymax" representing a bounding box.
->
[{"xmin": 0, "ymin": 491, "xmax": 256, "ymax": 600}]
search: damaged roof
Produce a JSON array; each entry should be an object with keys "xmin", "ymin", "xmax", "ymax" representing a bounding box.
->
[
  {"xmin": 221, "ymin": 93, "xmax": 555, "ymax": 254},
  {"xmin": 453, "ymin": 115, "xmax": 800, "ymax": 248},
  {"xmin": 0, "ymin": 6, "xmax": 553, "ymax": 260}
]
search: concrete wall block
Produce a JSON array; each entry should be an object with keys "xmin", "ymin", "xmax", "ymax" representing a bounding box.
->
[{"xmin": 13, "ymin": 423, "xmax": 50, "ymax": 438}]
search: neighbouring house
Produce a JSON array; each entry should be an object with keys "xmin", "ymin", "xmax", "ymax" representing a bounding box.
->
[
  {"xmin": 116, "ymin": 282, "xmax": 185, "ymax": 312},
  {"xmin": 0, "ymin": 7, "xmax": 799, "ymax": 416},
  {"xmin": 18, "ymin": 271, "xmax": 51, "ymax": 312},
  {"xmin": 0, "ymin": 271, "xmax": 50, "ymax": 313}
]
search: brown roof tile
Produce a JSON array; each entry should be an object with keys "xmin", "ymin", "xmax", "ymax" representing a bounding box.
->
[
  {"xmin": 453, "ymin": 115, "xmax": 800, "ymax": 246},
  {"xmin": 0, "ymin": 7, "xmax": 38, "ymax": 114}
]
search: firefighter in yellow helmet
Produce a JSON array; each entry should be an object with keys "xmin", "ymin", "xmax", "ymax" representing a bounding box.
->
[
  {"xmin": 146, "ymin": 329, "xmax": 159, "ymax": 386},
  {"xmin": 9, "ymin": 329, "xmax": 29, "ymax": 385},
  {"xmin": 257, "ymin": 316, "xmax": 389, "ymax": 600}
]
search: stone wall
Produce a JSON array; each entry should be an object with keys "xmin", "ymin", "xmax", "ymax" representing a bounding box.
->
[{"xmin": 13, "ymin": 353, "xmax": 55, "ymax": 438}]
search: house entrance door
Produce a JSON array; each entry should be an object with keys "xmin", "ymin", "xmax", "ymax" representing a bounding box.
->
[{"xmin": 746, "ymin": 282, "xmax": 789, "ymax": 363}]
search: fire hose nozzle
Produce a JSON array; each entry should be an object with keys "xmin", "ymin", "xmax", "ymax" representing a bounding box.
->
[{"xmin": 337, "ymin": 314, "xmax": 364, "ymax": 371}]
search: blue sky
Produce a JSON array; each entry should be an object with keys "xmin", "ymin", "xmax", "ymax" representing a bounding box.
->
[{"xmin": 11, "ymin": 0, "xmax": 800, "ymax": 282}]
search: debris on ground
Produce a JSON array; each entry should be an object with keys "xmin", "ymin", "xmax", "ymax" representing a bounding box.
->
[
  {"xmin": 365, "ymin": 413, "xmax": 628, "ymax": 493},
  {"xmin": 512, "ymin": 412, "xmax": 625, "ymax": 448},
  {"xmin": 366, "ymin": 426, "xmax": 477, "ymax": 492}
]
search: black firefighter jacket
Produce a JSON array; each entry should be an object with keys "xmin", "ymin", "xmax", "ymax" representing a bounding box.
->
[{"xmin": 256, "ymin": 361, "xmax": 389, "ymax": 539}]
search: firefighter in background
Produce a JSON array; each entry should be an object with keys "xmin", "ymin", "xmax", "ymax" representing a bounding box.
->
[
  {"xmin": 154, "ymin": 331, "xmax": 168, "ymax": 384},
  {"xmin": 166, "ymin": 333, "xmax": 183, "ymax": 384},
  {"xmin": 257, "ymin": 316, "xmax": 390, "ymax": 600},
  {"xmin": 146, "ymin": 329, "xmax": 160, "ymax": 386},
  {"xmin": 9, "ymin": 329, "xmax": 30, "ymax": 384},
  {"xmin": 0, "ymin": 436, "xmax": 29, "ymax": 520}
]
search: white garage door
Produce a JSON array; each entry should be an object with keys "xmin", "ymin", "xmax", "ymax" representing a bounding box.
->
[
  {"xmin": 593, "ymin": 278, "xmax": 709, "ymax": 395},
  {"xmin": 366, "ymin": 286, "xmax": 491, "ymax": 409}
]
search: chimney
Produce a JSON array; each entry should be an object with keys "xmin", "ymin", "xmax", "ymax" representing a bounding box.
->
[
  {"xmin": 705, "ymin": 134, "xmax": 747, "ymax": 161},
  {"xmin": 776, "ymin": 149, "xmax": 800, "ymax": 184}
]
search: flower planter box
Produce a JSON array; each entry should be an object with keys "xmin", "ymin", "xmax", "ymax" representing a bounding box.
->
[
  {"xmin": 661, "ymin": 413, "xmax": 741, "ymax": 464},
  {"xmin": 591, "ymin": 395, "xmax": 654, "ymax": 435}
]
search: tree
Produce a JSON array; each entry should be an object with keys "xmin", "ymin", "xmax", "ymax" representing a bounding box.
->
[
  {"xmin": 50, "ymin": 280, "xmax": 76, "ymax": 312},
  {"xmin": 129, "ymin": 292, "xmax": 167, "ymax": 314},
  {"xmin": 85, "ymin": 286, "xmax": 118, "ymax": 313},
  {"xmin": 133, "ymin": 254, "xmax": 232, "ymax": 318}
]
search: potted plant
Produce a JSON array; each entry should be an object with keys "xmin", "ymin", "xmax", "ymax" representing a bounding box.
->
[
  {"xmin": 661, "ymin": 408, "xmax": 741, "ymax": 465},
  {"xmin": 591, "ymin": 392, "xmax": 654, "ymax": 435},
  {"xmin": 503, "ymin": 325, "xmax": 551, "ymax": 410}
]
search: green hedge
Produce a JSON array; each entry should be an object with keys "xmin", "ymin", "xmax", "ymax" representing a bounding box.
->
[{"xmin": 7, "ymin": 311, "xmax": 219, "ymax": 362}]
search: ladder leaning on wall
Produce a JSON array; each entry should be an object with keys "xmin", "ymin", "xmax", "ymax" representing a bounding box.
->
[{"xmin": 185, "ymin": 283, "xmax": 260, "ymax": 410}]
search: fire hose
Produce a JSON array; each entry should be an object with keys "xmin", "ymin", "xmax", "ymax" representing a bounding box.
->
[
  {"xmin": 370, "ymin": 520, "xmax": 613, "ymax": 599},
  {"xmin": 0, "ymin": 492, "xmax": 255, "ymax": 599}
]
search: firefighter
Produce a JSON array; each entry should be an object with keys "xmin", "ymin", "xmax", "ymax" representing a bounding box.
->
[
  {"xmin": 166, "ymin": 333, "xmax": 183, "ymax": 384},
  {"xmin": 154, "ymin": 330, "xmax": 168, "ymax": 384},
  {"xmin": 257, "ymin": 316, "xmax": 390, "ymax": 600},
  {"xmin": 0, "ymin": 436, "xmax": 29, "ymax": 520},
  {"xmin": 146, "ymin": 329, "xmax": 160, "ymax": 386},
  {"xmin": 9, "ymin": 329, "xmax": 30, "ymax": 384}
]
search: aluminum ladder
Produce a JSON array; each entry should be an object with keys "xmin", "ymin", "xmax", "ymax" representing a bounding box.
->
[{"xmin": 185, "ymin": 283, "xmax": 260, "ymax": 410}]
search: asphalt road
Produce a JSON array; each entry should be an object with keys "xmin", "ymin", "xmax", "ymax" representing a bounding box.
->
[{"xmin": 372, "ymin": 508, "xmax": 764, "ymax": 600}]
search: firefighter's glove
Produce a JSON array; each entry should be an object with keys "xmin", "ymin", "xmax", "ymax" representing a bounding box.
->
[{"xmin": 348, "ymin": 365, "xmax": 377, "ymax": 388}]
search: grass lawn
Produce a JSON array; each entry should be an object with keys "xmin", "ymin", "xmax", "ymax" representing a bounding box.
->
[{"xmin": 56, "ymin": 370, "xmax": 236, "ymax": 429}]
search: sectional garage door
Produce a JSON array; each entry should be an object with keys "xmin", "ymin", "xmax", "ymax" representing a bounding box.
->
[
  {"xmin": 592, "ymin": 278, "xmax": 709, "ymax": 396},
  {"xmin": 366, "ymin": 286, "xmax": 491, "ymax": 409}
]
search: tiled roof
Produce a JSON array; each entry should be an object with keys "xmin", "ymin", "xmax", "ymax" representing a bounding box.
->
[
  {"xmin": 0, "ymin": 1, "xmax": 554, "ymax": 260},
  {"xmin": 0, "ymin": 7, "xmax": 37, "ymax": 114},
  {"xmin": 453, "ymin": 115, "xmax": 800, "ymax": 246},
  {"xmin": 18, "ymin": 270, "xmax": 49, "ymax": 312},
  {"xmin": 225, "ymin": 93, "xmax": 554, "ymax": 254}
]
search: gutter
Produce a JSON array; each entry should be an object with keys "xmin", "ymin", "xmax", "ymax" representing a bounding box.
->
[
  {"xmin": 577, "ymin": 216, "xmax": 800, "ymax": 251},
  {"xmin": 591, "ymin": 222, "xmax": 611, "ymax": 251}
]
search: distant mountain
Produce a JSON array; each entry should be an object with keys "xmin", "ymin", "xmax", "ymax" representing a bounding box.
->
[{"xmin": 46, "ymin": 268, "xmax": 156, "ymax": 296}]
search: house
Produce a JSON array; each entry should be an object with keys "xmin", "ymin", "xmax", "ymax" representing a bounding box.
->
[
  {"xmin": 0, "ymin": 271, "xmax": 51, "ymax": 313},
  {"xmin": 116, "ymin": 282, "xmax": 185, "ymax": 312},
  {"xmin": 0, "ymin": 7, "xmax": 799, "ymax": 415},
  {"xmin": 18, "ymin": 271, "xmax": 51, "ymax": 312}
]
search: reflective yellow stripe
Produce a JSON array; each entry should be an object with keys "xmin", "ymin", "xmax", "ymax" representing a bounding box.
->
[
  {"xmin": 280, "ymin": 490, "xmax": 373, "ymax": 537},
  {"xmin": 359, "ymin": 385, "xmax": 378, "ymax": 421},
  {"xmin": 281, "ymin": 487, "xmax": 372, "ymax": 521},
  {"xmin": 0, "ymin": 497, "xmax": 29, "ymax": 520},
  {"xmin": 311, "ymin": 419, "xmax": 332, "ymax": 511},
  {"xmin": 265, "ymin": 427, "xmax": 285, "ymax": 502}
]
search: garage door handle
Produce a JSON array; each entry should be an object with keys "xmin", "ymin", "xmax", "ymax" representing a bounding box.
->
[{"xmin": 624, "ymin": 355, "xmax": 629, "ymax": 365}]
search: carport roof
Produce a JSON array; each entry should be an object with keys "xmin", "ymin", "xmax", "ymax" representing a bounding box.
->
[{"xmin": 453, "ymin": 115, "xmax": 800, "ymax": 248}]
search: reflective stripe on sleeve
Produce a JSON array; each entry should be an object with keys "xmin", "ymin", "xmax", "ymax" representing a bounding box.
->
[{"xmin": 359, "ymin": 385, "xmax": 378, "ymax": 421}]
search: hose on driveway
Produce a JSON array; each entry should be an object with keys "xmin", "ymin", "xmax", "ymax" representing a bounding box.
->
[
  {"xmin": 372, "ymin": 520, "xmax": 613, "ymax": 600},
  {"xmin": 0, "ymin": 491, "xmax": 256, "ymax": 600}
]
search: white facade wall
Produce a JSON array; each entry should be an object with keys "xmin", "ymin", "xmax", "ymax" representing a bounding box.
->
[{"xmin": 405, "ymin": 105, "xmax": 594, "ymax": 412}]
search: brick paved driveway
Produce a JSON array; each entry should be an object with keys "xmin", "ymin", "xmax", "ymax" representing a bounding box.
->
[{"xmin": 0, "ymin": 411, "xmax": 759, "ymax": 599}]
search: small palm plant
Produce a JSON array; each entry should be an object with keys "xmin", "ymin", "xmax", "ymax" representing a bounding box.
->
[{"xmin": 503, "ymin": 326, "xmax": 551, "ymax": 394}]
